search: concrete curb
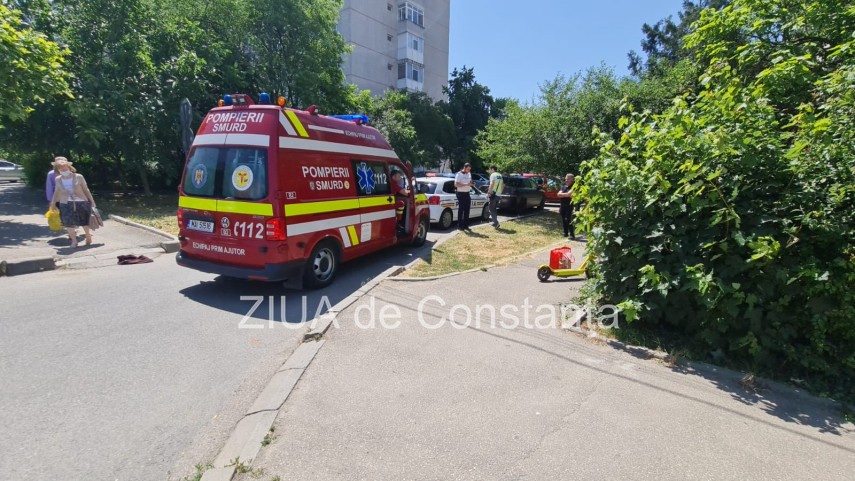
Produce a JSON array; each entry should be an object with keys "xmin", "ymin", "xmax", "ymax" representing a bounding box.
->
[
  {"xmin": 201, "ymin": 264, "xmax": 409, "ymax": 481},
  {"xmin": 108, "ymin": 214, "xmax": 180, "ymax": 253},
  {"xmin": 0, "ymin": 256, "xmax": 56, "ymax": 277},
  {"xmin": 200, "ymin": 341, "xmax": 325, "ymax": 481}
]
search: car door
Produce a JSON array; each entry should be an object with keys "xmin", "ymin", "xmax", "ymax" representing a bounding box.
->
[{"xmin": 0, "ymin": 160, "xmax": 13, "ymax": 180}]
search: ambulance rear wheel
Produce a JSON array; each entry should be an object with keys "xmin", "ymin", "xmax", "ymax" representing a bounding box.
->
[
  {"xmin": 438, "ymin": 209, "xmax": 453, "ymax": 230},
  {"xmin": 304, "ymin": 241, "xmax": 339, "ymax": 289},
  {"xmin": 412, "ymin": 218, "xmax": 428, "ymax": 247}
]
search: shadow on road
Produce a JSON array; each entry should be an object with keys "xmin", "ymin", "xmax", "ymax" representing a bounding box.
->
[
  {"xmin": 178, "ymin": 240, "xmax": 437, "ymax": 323},
  {"xmin": 0, "ymin": 182, "xmax": 46, "ymax": 216},
  {"xmin": 0, "ymin": 220, "xmax": 51, "ymax": 248}
]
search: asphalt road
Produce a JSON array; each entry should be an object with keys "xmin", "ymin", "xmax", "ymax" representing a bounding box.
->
[
  {"xmin": 0, "ymin": 232, "xmax": 461, "ymax": 481},
  {"xmin": 0, "ymin": 180, "xmax": 555, "ymax": 481}
]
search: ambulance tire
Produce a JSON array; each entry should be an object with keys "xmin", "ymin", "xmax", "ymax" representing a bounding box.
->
[
  {"xmin": 303, "ymin": 240, "xmax": 340, "ymax": 289},
  {"xmin": 412, "ymin": 218, "xmax": 429, "ymax": 247},
  {"xmin": 438, "ymin": 209, "xmax": 454, "ymax": 230}
]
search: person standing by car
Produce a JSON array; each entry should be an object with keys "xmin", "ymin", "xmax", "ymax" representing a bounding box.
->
[
  {"xmin": 454, "ymin": 163, "xmax": 473, "ymax": 231},
  {"xmin": 487, "ymin": 165, "xmax": 504, "ymax": 229},
  {"xmin": 49, "ymin": 158, "xmax": 97, "ymax": 248},
  {"xmin": 557, "ymin": 174, "xmax": 575, "ymax": 240}
]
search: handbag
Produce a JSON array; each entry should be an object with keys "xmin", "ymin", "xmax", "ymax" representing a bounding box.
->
[{"xmin": 89, "ymin": 206, "xmax": 104, "ymax": 230}]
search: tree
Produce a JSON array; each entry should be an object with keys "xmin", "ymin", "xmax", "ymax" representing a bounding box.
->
[
  {"xmin": 0, "ymin": 4, "xmax": 70, "ymax": 124},
  {"xmin": 628, "ymin": 0, "xmax": 730, "ymax": 76},
  {"xmin": 476, "ymin": 66, "xmax": 623, "ymax": 177},
  {"xmin": 440, "ymin": 66, "xmax": 496, "ymax": 170}
]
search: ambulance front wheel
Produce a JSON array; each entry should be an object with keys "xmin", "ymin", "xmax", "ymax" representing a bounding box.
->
[
  {"xmin": 412, "ymin": 218, "xmax": 429, "ymax": 247},
  {"xmin": 304, "ymin": 240, "xmax": 340, "ymax": 289}
]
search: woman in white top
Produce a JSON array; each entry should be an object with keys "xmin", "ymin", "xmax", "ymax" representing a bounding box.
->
[{"xmin": 49, "ymin": 157, "xmax": 97, "ymax": 248}]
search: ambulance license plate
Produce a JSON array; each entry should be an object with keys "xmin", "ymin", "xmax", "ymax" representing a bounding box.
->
[{"xmin": 187, "ymin": 219, "xmax": 214, "ymax": 233}]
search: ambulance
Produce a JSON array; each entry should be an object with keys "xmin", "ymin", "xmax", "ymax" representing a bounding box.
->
[{"xmin": 176, "ymin": 93, "xmax": 429, "ymax": 288}]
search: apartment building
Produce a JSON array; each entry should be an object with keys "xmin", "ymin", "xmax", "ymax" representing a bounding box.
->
[{"xmin": 337, "ymin": 0, "xmax": 450, "ymax": 101}]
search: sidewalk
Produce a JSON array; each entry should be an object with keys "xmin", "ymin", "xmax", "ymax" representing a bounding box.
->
[
  {"xmin": 0, "ymin": 183, "xmax": 177, "ymax": 274},
  {"xmin": 233, "ymin": 250, "xmax": 855, "ymax": 480}
]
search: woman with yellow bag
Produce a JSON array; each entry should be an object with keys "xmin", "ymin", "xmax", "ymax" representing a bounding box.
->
[{"xmin": 48, "ymin": 157, "xmax": 97, "ymax": 248}]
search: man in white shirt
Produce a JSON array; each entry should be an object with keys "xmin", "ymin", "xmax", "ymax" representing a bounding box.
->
[{"xmin": 454, "ymin": 163, "xmax": 473, "ymax": 231}]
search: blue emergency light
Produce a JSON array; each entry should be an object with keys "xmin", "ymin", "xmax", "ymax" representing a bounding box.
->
[
  {"xmin": 330, "ymin": 114, "xmax": 370, "ymax": 125},
  {"xmin": 223, "ymin": 94, "xmax": 233, "ymax": 106},
  {"xmin": 259, "ymin": 93, "xmax": 271, "ymax": 104}
]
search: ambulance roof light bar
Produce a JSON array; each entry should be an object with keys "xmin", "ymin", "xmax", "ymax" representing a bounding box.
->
[
  {"xmin": 330, "ymin": 114, "xmax": 370, "ymax": 125},
  {"xmin": 220, "ymin": 94, "xmax": 255, "ymax": 107}
]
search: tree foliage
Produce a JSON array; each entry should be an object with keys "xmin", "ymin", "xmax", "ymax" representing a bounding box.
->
[
  {"xmin": 580, "ymin": 0, "xmax": 855, "ymax": 401},
  {"xmin": 440, "ymin": 66, "xmax": 497, "ymax": 170},
  {"xmin": 0, "ymin": 3, "xmax": 70, "ymax": 124},
  {"xmin": 628, "ymin": 0, "xmax": 730, "ymax": 76},
  {"xmin": 476, "ymin": 64, "xmax": 690, "ymax": 177}
]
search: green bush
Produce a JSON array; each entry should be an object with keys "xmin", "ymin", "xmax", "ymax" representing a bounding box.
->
[{"xmin": 578, "ymin": 0, "xmax": 855, "ymax": 401}]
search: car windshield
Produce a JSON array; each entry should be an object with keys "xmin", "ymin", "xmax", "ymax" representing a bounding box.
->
[{"xmin": 417, "ymin": 181, "xmax": 437, "ymax": 194}]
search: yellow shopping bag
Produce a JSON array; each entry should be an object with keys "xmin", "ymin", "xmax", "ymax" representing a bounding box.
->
[{"xmin": 46, "ymin": 209, "xmax": 63, "ymax": 232}]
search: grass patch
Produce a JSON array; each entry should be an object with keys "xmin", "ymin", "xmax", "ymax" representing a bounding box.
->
[
  {"xmin": 96, "ymin": 193, "xmax": 179, "ymax": 236},
  {"xmin": 404, "ymin": 211, "xmax": 571, "ymax": 277}
]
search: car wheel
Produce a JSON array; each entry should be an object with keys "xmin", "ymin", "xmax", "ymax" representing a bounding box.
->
[
  {"xmin": 303, "ymin": 240, "xmax": 340, "ymax": 289},
  {"xmin": 481, "ymin": 204, "xmax": 490, "ymax": 221},
  {"xmin": 516, "ymin": 196, "xmax": 527, "ymax": 215},
  {"xmin": 439, "ymin": 208, "xmax": 453, "ymax": 230},
  {"xmin": 536, "ymin": 197, "xmax": 545, "ymax": 210},
  {"xmin": 412, "ymin": 217, "xmax": 429, "ymax": 246}
]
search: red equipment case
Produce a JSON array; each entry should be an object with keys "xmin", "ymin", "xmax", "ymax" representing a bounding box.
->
[{"xmin": 549, "ymin": 247, "xmax": 575, "ymax": 270}]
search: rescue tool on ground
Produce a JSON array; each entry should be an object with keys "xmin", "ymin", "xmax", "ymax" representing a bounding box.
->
[{"xmin": 176, "ymin": 93, "xmax": 430, "ymax": 289}]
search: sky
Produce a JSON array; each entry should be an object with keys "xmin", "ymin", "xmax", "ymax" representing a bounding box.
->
[{"xmin": 447, "ymin": 0, "xmax": 687, "ymax": 102}]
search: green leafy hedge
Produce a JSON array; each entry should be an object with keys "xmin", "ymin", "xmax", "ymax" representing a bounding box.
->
[{"xmin": 578, "ymin": 0, "xmax": 855, "ymax": 401}]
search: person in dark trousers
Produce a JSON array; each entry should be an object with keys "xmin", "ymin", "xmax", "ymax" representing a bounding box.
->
[
  {"xmin": 487, "ymin": 165, "xmax": 504, "ymax": 229},
  {"xmin": 557, "ymin": 173, "xmax": 575, "ymax": 240},
  {"xmin": 454, "ymin": 162, "xmax": 473, "ymax": 231}
]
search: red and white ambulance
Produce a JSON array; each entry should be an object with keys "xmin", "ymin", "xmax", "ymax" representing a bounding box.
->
[{"xmin": 176, "ymin": 93, "xmax": 430, "ymax": 288}]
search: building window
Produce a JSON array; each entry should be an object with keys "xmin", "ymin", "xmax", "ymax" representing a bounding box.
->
[
  {"xmin": 387, "ymin": 33, "xmax": 393, "ymax": 42},
  {"xmin": 409, "ymin": 33, "xmax": 423, "ymax": 53},
  {"xmin": 388, "ymin": 63, "xmax": 393, "ymax": 70},
  {"xmin": 398, "ymin": 2, "xmax": 424, "ymax": 27},
  {"xmin": 397, "ymin": 60, "xmax": 423, "ymax": 82},
  {"xmin": 388, "ymin": 3, "xmax": 393, "ymax": 11}
]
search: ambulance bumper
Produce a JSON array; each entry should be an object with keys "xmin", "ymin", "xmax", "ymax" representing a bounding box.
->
[{"xmin": 176, "ymin": 250, "xmax": 303, "ymax": 282}]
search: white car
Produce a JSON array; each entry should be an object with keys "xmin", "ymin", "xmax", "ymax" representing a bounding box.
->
[
  {"xmin": 416, "ymin": 176, "xmax": 491, "ymax": 230},
  {"xmin": 0, "ymin": 159, "xmax": 25, "ymax": 182}
]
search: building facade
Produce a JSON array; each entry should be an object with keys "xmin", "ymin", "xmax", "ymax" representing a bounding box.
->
[{"xmin": 338, "ymin": 0, "xmax": 450, "ymax": 101}]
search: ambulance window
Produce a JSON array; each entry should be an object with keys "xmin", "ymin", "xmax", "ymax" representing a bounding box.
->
[
  {"xmin": 222, "ymin": 148, "xmax": 268, "ymax": 200},
  {"xmin": 352, "ymin": 161, "xmax": 390, "ymax": 196},
  {"xmin": 183, "ymin": 147, "xmax": 219, "ymax": 197}
]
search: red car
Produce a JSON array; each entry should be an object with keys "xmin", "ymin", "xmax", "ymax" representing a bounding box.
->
[{"xmin": 522, "ymin": 174, "xmax": 562, "ymax": 203}]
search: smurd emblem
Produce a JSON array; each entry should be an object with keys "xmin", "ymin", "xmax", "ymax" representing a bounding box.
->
[
  {"xmin": 357, "ymin": 162, "xmax": 375, "ymax": 194},
  {"xmin": 221, "ymin": 217, "xmax": 230, "ymax": 228}
]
